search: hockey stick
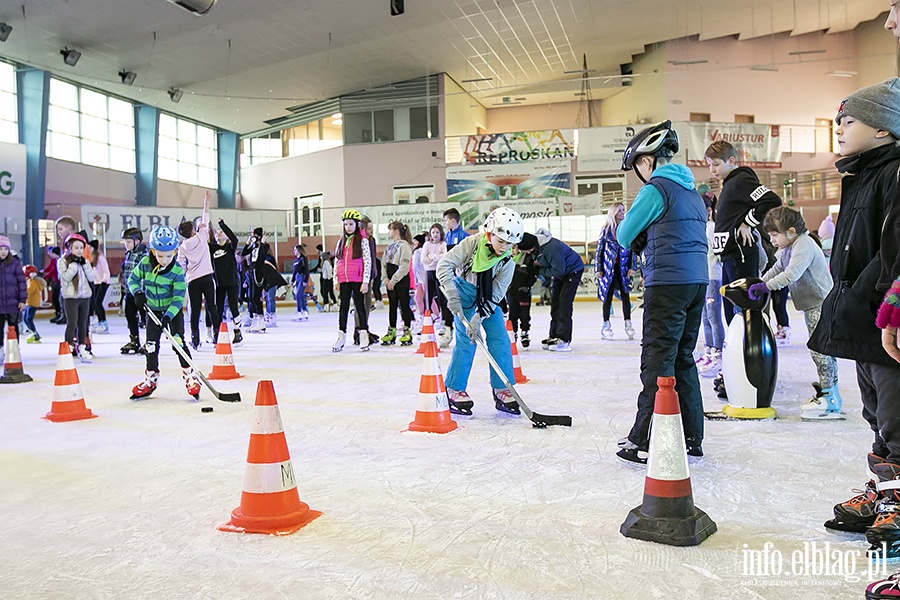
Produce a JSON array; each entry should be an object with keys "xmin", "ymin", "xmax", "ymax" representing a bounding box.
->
[
  {"xmin": 459, "ymin": 315, "xmax": 571, "ymax": 428},
  {"xmin": 146, "ymin": 310, "xmax": 241, "ymax": 402}
]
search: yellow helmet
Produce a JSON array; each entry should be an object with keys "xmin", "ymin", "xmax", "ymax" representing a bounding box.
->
[{"xmin": 341, "ymin": 209, "xmax": 361, "ymax": 221}]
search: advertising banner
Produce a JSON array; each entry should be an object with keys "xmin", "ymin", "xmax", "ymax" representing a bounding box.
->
[
  {"xmin": 446, "ymin": 162, "xmax": 570, "ymax": 207},
  {"xmin": 80, "ymin": 205, "xmax": 290, "ymax": 246},
  {"xmin": 0, "ymin": 141, "xmax": 27, "ymax": 235},
  {"xmin": 576, "ymin": 126, "xmax": 636, "ymax": 172},
  {"xmin": 450, "ymin": 129, "xmax": 575, "ymax": 165},
  {"xmin": 686, "ymin": 122, "xmax": 782, "ymax": 168}
]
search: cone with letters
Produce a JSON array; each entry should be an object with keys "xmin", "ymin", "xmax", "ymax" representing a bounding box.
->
[
  {"xmin": 414, "ymin": 310, "xmax": 439, "ymax": 355},
  {"xmin": 506, "ymin": 320, "xmax": 528, "ymax": 384},
  {"xmin": 45, "ymin": 341, "xmax": 97, "ymax": 422},
  {"xmin": 0, "ymin": 326, "xmax": 33, "ymax": 384},
  {"xmin": 219, "ymin": 380, "xmax": 321, "ymax": 535},
  {"xmin": 407, "ymin": 335, "xmax": 457, "ymax": 434},
  {"xmin": 208, "ymin": 321, "xmax": 243, "ymax": 380},
  {"xmin": 620, "ymin": 376, "xmax": 716, "ymax": 546}
]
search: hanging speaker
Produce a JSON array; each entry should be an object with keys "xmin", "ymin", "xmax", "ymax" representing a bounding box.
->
[
  {"xmin": 166, "ymin": 0, "xmax": 217, "ymax": 15},
  {"xmin": 390, "ymin": 0, "xmax": 404, "ymax": 17}
]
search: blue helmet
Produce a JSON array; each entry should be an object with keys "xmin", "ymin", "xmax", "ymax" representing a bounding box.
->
[{"xmin": 150, "ymin": 226, "xmax": 179, "ymax": 252}]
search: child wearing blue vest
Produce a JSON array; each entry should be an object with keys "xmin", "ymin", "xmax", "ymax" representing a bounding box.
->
[{"xmin": 615, "ymin": 121, "xmax": 709, "ymax": 464}]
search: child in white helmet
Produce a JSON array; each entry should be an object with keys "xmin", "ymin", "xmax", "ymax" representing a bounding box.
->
[{"xmin": 437, "ymin": 207, "xmax": 523, "ymax": 415}]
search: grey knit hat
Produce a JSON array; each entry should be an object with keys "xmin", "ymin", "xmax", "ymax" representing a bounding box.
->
[{"xmin": 835, "ymin": 78, "xmax": 900, "ymax": 138}]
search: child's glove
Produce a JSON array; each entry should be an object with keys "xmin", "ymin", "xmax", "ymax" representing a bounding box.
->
[
  {"xmin": 748, "ymin": 282, "xmax": 769, "ymax": 300},
  {"xmin": 160, "ymin": 314, "xmax": 171, "ymax": 329},
  {"xmin": 133, "ymin": 291, "xmax": 146, "ymax": 311},
  {"xmin": 465, "ymin": 314, "xmax": 483, "ymax": 345},
  {"xmin": 876, "ymin": 279, "xmax": 900, "ymax": 329},
  {"xmin": 443, "ymin": 284, "xmax": 462, "ymax": 316}
]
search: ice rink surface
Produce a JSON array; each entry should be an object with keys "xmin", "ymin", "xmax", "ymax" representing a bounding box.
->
[{"xmin": 0, "ymin": 301, "xmax": 886, "ymax": 599}]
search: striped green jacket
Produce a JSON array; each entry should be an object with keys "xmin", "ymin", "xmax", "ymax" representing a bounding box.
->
[{"xmin": 127, "ymin": 255, "xmax": 186, "ymax": 320}]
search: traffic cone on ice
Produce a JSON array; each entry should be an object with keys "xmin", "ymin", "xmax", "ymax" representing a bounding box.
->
[
  {"xmin": 219, "ymin": 380, "xmax": 321, "ymax": 535},
  {"xmin": 506, "ymin": 320, "xmax": 528, "ymax": 384},
  {"xmin": 0, "ymin": 326, "xmax": 33, "ymax": 384},
  {"xmin": 415, "ymin": 310, "xmax": 439, "ymax": 355},
  {"xmin": 45, "ymin": 341, "xmax": 97, "ymax": 422},
  {"xmin": 620, "ymin": 376, "xmax": 716, "ymax": 546},
  {"xmin": 407, "ymin": 336, "xmax": 457, "ymax": 434},
  {"xmin": 208, "ymin": 322, "xmax": 243, "ymax": 380}
]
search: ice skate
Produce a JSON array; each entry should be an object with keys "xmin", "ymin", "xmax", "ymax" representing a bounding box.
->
[
  {"xmin": 866, "ymin": 570, "xmax": 900, "ymax": 599},
  {"xmin": 120, "ymin": 335, "xmax": 144, "ymax": 355},
  {"xmin": 332, "ymin": 331, "xmax": 346, "ymax": 353},
  {"xmin": 93, "ymin": 321, "xmax": 109, "ymax": 334},
  {"xmin": 359, "ymin": 330, "xmax": 372, "ymax": 352},
  {"xmin": 206, "ymin": 326, "xmax": 215, "ymax": 344},
  {"xmin": 291, "ymin": 311, "xmax": 304, "ymax": 322},
  {"xmin": 266, "ymin": 312, "xmax": 278, "ymax": 328},
  {"xmin": 398, "ymin": 328, "xmax": 413, "ymax": 346},
  {"xmin": 249, "ymin": 315, "xmax": 266, "ymax": 333},
  {"xmin": 447, "ymin": 389, "xmax": 473, "ymax": 415},
  {"xmin": 438, "ymin": 327, "xmax": 452, "ymax": 348},
  {"xmin": 130, "ymin": 370, "xmax": 159, "ymax": 400},
  {"xmin": 381, "ymin": 327, "xmax": 397, "ymax": 346},
  {"xmin": 231, "ymin": 329, "xmax": 243, "ymax": 347},
  {"xmin": 190, "ymin": 334, "xmax": 202, "ymax": 351},
  {"xmin": 698, "ymin": 350, "xmax": 722, "ymax": 378},
  {"xmin": 493, "ymin": 388, "xmax": 520, "ymax": 415},
  {"xmin": 520, "ymin": 330, "xmax": 530, "ymax": 349},
  {"xmin": 624, "ymin": 320, "xmax": 635, "ymax": 340},
  {"xmin": 867, "ymin": 463, "xmax": 900, "ymax": 558},
  {"xmin": 801, "ymin": 384, "xmax": 846, "ymax": 420},
  {"xmin": 825, "ymin": 454, "xmax": 885, "ymax": 534},
  {"xmin": 616, "ymin": 440, "xmax": 648, "ymax": 465},
  {"xmin": 26, "ymin": 334, "xmax": 41, "ymax": 344},
  {"xmin": 601, "ymin": 322, "xmax": 614, "ymax": 340},
  {"xmin": 182, "ymin": 367, "xmax": 201, "ymax": 400},
  {"xmin": 241, "ymin": 314, "xmax": 253, "ymax": 328},
  {"xmin": 352, "ymin": 329, "xmax": 360, "ymax": 345},
  {"xmin": 552, "ymin": 340, "xmax": 572, "ymax": 352},
  {"xmin": 77, "ymin": 344, "xmax": 93, "ymax": 364},
  {"xmin": 541, "ymin": 337, "xmax": 559, "ymax": 350},
  {"xmin": 774, "ymin": 325, "xmax": 791, "ymax": 346}
]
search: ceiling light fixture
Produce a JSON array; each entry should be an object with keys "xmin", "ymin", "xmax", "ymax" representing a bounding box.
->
[
  {"xmin": 564, "ymin": 69, "xmax": 596, "ymax": 75},
  {"xmin": 60, "ymin": 48, "xmax": 81, "ymax": 67},
  {"xmin": 0, "ymin": 23, "xmax": 12, "ymax": 42},
  {"xmin": 491, "ymin": 101, "xmax": 521, "ymax": 106},
  {"xmin": 119, "ymin": 70, "xmax": 137, "ymax": 85},
  {"xmin": 750, "ymin": 64, "xmax": 779, "ymax": 72},
  {"xmin": 461, "ymin": 77, "xmax": 493, "ymax": 83},
  {"xmin": 788, "ymin": 49, "xmax": 826, "ymax": 56},
  {"xmin": 168, "ymin": 88, "xmax": 183, "ymax": 103},
  {"xmin": 667, "ymin": 59, "xmax": 708, "ymax": 66},
  {"xmin": 331, "ymin": 112, "xmax": 342, "ymax": 119},
  {"xmin": 826, "ymin": 70, "xmax": 858, "ymax": 78},
  {"xmin": 166, "ymin": 0, "xmax": 217, "ymax": 15}
]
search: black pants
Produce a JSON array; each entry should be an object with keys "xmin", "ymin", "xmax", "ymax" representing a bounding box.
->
[
  {"xmin": 124, "ymin": 292, "xmax": 146, "ymax": 338},
  {"xmin": 771, "ymin": 287, "xmax": 789, "ymax": 327},
  {"xmin": 92, "ymin": 282, "xmax": 109, "ymax": 322},
  {"xmin": 721, "ymin": 247, "xmax": 759, "ymax": 326},
  {"xmin": 387, "ymin": 274, "xmax": 413, "ymax": 328},
  {"xmin": 64, "ymin": 297, "xmax": 91, "ymax": 349},
  {"xmin": 627, "ymin": 283, "xmax": 706, "ymax": 448},
  {"xmin": 188, "ymin": 274, "xmax": 219, "ymax": 341},
  {"xmin": 549, "ymin": 270, "xmax": 583, "ymax": 343},
  {"xmin": 249, "ymin": 273, "xmax": 264, "ymax": 317},
  {"xmin": 602, "ymin": 274, "xmax": 632, "ymax": 321},
  {"xmin": 216, "ymin": 283, "xmax": 240, "ymax": 324},
  {"xmin": 507, "ymin": 287, "xmax": 532, "ymax": 333},
  {"xmin": 50, "ymin": 280, "xmax": 61, "ymax": 318},
  {"xmin": 425, "ymin": 270, "xmax": 450, "ymax": 325},
  {"xmin": 339, "ymin": 281, "xmax": 368, "ymax": 332},
  {"xmin": 145, "ymin": 310, "xmax": 191, "ymax": 372},
  {"xmin": 858, "ymin": 361, "xmax": 900, "ymax": 464},
  {"xmin": 320, "ymin": 277, "xmax": 336, "ymax": 304},
  {"xmin": 0, "ymin": 312, "xmax": 19, "ymax": 349}
]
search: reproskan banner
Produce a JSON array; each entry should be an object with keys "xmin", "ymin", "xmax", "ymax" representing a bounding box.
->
[
  {"xmin": 686, "ymin": 123, "xmax": 782, "ymax": 169},
  {"xmin": 449, "ymin": 129, "xmax": 575, "ymax": 165}
]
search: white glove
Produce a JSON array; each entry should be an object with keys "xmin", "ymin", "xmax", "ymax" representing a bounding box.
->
[
  {"xmin": 443, "ymin": 284, "xmax": 462, "ymax": 316},
  {"xmin": 465, "ymin": 314, "xmax": 483, "ymax": 345}
]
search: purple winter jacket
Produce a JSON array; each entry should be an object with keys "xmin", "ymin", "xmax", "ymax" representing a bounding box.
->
[{"xmin": 0, "ymin": 253, "xmax": 27, "ymax": 315}]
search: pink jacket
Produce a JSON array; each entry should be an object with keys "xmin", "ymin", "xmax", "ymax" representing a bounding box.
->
[{"xmin": 335, "ymin": 233, "xmax": 371, "ymax": 285}]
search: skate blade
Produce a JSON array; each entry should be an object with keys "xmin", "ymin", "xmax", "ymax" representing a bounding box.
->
[
  {"xmin": 801, "ymin": 411, "xmax": 847, "ymax": 422},
  {"xmin": 449, "ymin": 407, "xmax": 473, "ymax": 416},
  {"xmin": 704, "ymin": 411, "xmax": 731, "ymax": 421}
]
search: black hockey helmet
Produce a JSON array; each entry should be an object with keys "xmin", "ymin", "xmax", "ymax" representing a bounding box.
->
[
  {"xmin": 121, "ymin": 227, "xmax": 143, "ymax": 242},
  {"xmin": 621, "ymin": 120, "xmax": 679, "ymax": 177}
]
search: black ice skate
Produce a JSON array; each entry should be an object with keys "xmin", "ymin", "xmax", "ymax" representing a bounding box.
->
[
  {"xmin": 520, "ymin": 331, "xmax": 530, "ymax": 348},
  {"xmin": 121, "ymin": 335, "xmax": 144, "ymax": 355},
  {"xmin": 447, "ymin": 389, "xmax": 473, "ymax": 415},
  {"xmin": 493, "ymin": 388, "xmax": 520, "ymax": 415}
]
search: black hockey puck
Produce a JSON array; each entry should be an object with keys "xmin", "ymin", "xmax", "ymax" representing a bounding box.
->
[{"xmin": 201, "ymin": 406, "xmax": 214, "ymax": 413}]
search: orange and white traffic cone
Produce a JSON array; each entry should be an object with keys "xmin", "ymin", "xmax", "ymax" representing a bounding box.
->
[
  {"xmin": 208, "ymin": 322, "xmax": 243, "ymax": 380},
  {"xmin": 506, "ymin": 320, "xmax": 528, "ymax": 384},
  {"xmin": 620, "ymin": 376, "xmax": 716, "ymax": 546},
  {"xmin": 219, "ymin": 380, "xmax": 321, "ymax": 535},
  {"xmin": 414, "ymin": 310, "xmax": 439, "ymax": 355},
  {"xmin": 407, "ymin": 335, "xmax": 457, "ymax": 434},
  {"xmin": 45, "ymin": 341, "xmax": 97, "ymax": 422},
  {"xmin": 0, "ymin": 326, "xmax": 33, "ymax": 384}
]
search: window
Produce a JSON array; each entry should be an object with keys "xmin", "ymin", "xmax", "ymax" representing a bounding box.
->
[
  {"xmin": 239, "ymin": 132, "xmax": 282, "ymax": 167},
  {"xmin": 0, "ymin": 61, "xmax": 16, "ymax": 144},
  {"xmin": 689, "ymin": 112, "xmax": 711, "ymax": 122},
  {"xmin": 735, "ymin": 114, "xmax": 755, "ymax": 124},
  {"xmin": 158, "ymin": 113, "xmax": 217, "ymax": 187},
  {"xmin": 409, "ymin": 105, "xmax": 439, "ymax": 139},
  {"xmin": 47, "ymin": 79, "xmax": 135, "ymax": 172}
]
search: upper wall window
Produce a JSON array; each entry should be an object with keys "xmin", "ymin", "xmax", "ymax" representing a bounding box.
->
[
  {"xmin": 239, "ymin": 132, "xmax": 282, "ymax": 167},
  {"xmin": 0, "ymin": 61, "xmax": 16, "ymax": 144},
  {"xmin": 47, "ymin": 79, "xmax": 136, "ymax": 172},
  {"xmin": 158, "ymin": 113, "xmax": 217, "ymax": 188}
]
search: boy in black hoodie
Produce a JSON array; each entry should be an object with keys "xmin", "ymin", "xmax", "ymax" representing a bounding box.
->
[
  {"xmin": 704, "ymin": 141, "xmax": 782, "ymax": 325},
  {"xmin": 808, "ymin": 78, "xmax": 900, "ymax": 548},
  {"xmin": 211, "ymin": 219, "xmax": 242, "ymax": 345}
]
